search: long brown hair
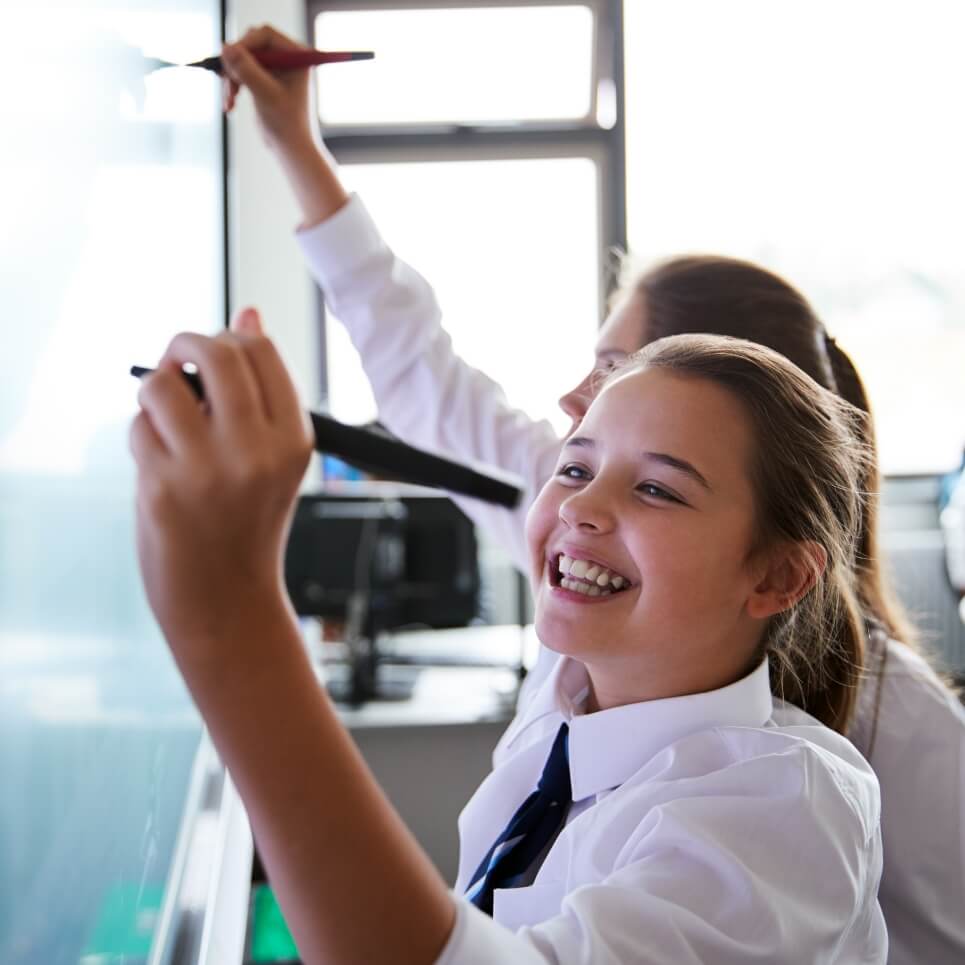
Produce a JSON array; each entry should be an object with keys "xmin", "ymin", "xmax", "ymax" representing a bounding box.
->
[
  {"xmin": 629, "ymin": 255, "xmax": 917, "ymax": 650},
  {"xmin": 614, "ymin": 334, "xmax": 873, "ymax": 733}
]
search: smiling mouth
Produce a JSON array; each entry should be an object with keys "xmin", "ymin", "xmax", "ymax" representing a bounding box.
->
[{"xmin": 549, "ymin": 553, "xmax": 632, "ymax": 598}]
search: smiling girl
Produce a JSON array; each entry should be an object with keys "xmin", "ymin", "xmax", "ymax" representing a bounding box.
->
[{"xmin": 131, "ymin": 323, "xmax": 886, "ymax": 963}]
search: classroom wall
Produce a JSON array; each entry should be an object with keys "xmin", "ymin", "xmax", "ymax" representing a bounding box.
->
[{"xmin": 228, "ymin": 0, "xmax": 321, "ymax": 416}]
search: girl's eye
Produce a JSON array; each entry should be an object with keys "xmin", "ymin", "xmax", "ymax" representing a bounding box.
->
[
  {"xmin": 556, "ymin": 463, "xmax": 591, "ymax": 482},
  {"xmin": 637, "ymin": 482, "xmax": 681, "ymax": 503}
]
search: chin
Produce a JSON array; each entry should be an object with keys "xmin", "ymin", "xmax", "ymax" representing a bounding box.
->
[{"xmin": 534, "ymin": 610, "xmax": 600, "ymax": 660}]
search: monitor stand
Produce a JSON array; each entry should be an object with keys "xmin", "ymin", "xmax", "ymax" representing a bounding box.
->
[{"xmin": 323, "ymin": 595, "xmax": 417, "ymax": 706}]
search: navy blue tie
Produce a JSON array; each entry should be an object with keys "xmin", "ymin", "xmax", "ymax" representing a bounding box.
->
[{"xmin": 465, "ymin": 722, "xmax": 572, "ymax": 916}]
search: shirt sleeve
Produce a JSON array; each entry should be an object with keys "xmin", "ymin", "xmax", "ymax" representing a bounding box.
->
[
  {"xmin": 296, "ymin": 195, "xmax": 562, "ymax": 573},
  {"xmin": 436, "ymin": 738, "xmax": 886, "ymax": 964}
]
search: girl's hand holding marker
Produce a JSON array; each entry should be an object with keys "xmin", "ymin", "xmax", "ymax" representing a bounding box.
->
[{"xmin": 129, "ymin": 308, "xmax": 313, "ymax": 666}]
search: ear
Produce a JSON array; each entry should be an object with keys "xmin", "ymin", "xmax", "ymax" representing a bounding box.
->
[{"xmin": 746, "ymin": 541, "xmax": 828, "ymax": 620}]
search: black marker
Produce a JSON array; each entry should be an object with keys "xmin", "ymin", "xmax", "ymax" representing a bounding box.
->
[{"xmin": 130, "ymin": 365, "xmax": 522, "ymax": 509}]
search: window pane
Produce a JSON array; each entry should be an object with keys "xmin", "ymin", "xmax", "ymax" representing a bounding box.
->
[
  {"xmin": 625, "ymin": 0, "xmax": 965, "ymax": 475},
  {"xmin": 0, "ymin": 4, "xmax": 221, "ymax": 960},
  {"xmin": 326, "ymin": 158, "xmax": 599, "ymax": 434},
  {"xmin": 315, "ymin": 5, "xmax": 594, "ymax": 125}
]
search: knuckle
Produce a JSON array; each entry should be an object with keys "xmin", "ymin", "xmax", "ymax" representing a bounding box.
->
[
  {"xmin": 170, "ymin": 329, "xmax": 198, "ymax": 352},
  {"xmin": 208, "ymin": 334, "xmax": 243, "ymax": 369},
  {"xmin": 137, "ymin": 368, "xmax": 171, "ymax": 408}
]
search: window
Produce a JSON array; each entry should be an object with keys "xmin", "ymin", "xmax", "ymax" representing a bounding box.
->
[
  {"xmin": 316, "ymin": 4, "xmax": 595, "ymax": 125},
  {"xmin": 624, "ymin": 0, "xmax": 965, "ymax": 475},
  {"xmin": 311, "ymin": 1, "xmax": 626, "ymax": 436}
]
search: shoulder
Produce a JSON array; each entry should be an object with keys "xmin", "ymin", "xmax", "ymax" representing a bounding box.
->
[
  {"xmin": 608, "ymin": 715, "xmax": 881, "ymax": 848},
  {"xmin": 850, "ymin": 637, "xmax": 965, "ymax": 757}
]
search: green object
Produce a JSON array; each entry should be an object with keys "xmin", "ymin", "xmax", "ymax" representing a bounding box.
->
[
  {"xmin": 81, "ymin": 882, "xmax": 164, "ymax": 961},
  {"xmin": 249, "ymin": 884, "xmax": 300, "ymax": 963}
]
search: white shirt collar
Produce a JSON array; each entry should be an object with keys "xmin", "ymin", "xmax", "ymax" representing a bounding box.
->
[{"xmin": 514, "ymin": 656, "xmax": 774, "ymax": 802}]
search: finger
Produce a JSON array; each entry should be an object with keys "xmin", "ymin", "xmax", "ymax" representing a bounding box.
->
[
  {"xmin": 238, "ymin": 23, "xmax": 303, "ymax": 52},
  {"xmin": 234, "ymin": 331, "xmax": 306, "ymax": 436},
  {"xmin": 159, "ymin": 332, "xmax": 265, "ymax": 430},
  {"xmin": 136, "ymin": 365, "xmax": 207, "ymax": 457},
  {"xmin": 221, "ymin": 42, "xmax": 283, "ymax": 102},
  {"xmin": 129, "ymin": 408, "xmax": 168, "ymax": 468},
  {"xmin": 230, "ymin": 305, "xmax": 265, "ymax": 336},
  {"xmin": 222, "ymin": 74, "xmax": 239, "ymax": 113}
]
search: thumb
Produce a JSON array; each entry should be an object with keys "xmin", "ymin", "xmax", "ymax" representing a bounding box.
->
[
  {"xmin": 221, "ymin": 44, "xmax": 278, "ymax": 100},
  {"xmin": 231, "ymin": 306, "xmax": 265, "ymax": 335}
]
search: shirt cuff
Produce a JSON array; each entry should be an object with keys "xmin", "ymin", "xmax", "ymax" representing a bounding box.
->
[
  {"xmin": 294, "ymin": 193, "xmax": 386, "ymax": 289},
  {"xmin": 433, "ymin": 897, "xmax": 546, "ymax": 965}
]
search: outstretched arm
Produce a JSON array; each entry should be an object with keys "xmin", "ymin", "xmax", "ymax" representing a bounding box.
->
[
  {"xmin": 129, "ymin": 313, "xmax": 454, "ymax": 964},
  {"xmin": 222, "ymin": 27, "xmax": 563, "ymax": 572}
]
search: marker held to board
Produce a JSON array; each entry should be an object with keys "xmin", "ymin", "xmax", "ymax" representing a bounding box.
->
[{"xmin": 130, "ymin": 365, "xmax": 522, "ymax": 509}]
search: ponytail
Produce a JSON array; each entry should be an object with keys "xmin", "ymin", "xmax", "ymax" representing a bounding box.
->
[
  {"xmin": 822, "ymin": 332, "xmax": 919, "ymax": 651},
  {"xmin": 767, "ymin": 560, "xmax": 868, "ymax": 734}
]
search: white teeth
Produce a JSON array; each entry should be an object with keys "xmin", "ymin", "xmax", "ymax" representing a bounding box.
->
[
  {"xmin": 559, "ymin": 578, "xmax": 614, "ymax": 598},
  {"xmin": 569, "ymin": 559, "xmax": 589, "ymax": 579},
  {"xmin": 561, "ymin": 578, "xmax": 592, "ymax": 596},
  {"xmin": 556, "ymin": 554, "xmax": 630, "ymax": 592}
]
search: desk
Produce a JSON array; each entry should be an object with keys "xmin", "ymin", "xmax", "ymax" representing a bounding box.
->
[{"xmin": 316, "ymin": 623, "xmax": 538, "ymax": 727}]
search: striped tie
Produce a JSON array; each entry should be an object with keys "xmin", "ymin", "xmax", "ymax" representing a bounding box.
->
[{"xmin": 465, "ymin": 722, "xmax": 571, "ymax": 916}]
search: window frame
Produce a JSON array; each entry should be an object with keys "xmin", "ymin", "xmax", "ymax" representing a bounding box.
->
[{"xmin": 306, "ymin": 0, "xmax": 627, "ymax": 401}]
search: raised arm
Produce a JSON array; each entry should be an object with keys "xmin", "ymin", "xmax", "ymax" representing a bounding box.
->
[
  {"xmin": 129, "ymin": 320, "xmax": 456, "ymax": 964},
  {"xmin": 222, "ymin": 28, "xmax": 561, "ymax": 572}
]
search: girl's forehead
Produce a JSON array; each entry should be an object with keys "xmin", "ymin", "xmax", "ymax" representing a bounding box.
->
[
  {"xmin": 583, "ymin": 368, "xmax": 757, "ymax": 481},
  {"xmin": 594, "ymin": 366, "xmax": 732, "ymax": 416}
]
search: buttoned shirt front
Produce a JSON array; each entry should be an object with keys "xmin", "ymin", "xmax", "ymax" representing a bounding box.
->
[{"xmin": 434, "ymin": 657, "xmax": 886, "ymax": 964}]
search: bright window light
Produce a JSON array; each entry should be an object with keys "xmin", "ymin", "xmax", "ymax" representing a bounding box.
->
[
  {"xmin": 327, "ymin": 157, "xmax": 600, "ymax": 433},
  {"xmin": 315, "ymin": 5, "xmax": 595, "ymax": 125},
  {"xmin": 625, "ymin": 0, "xmax": 965, "ymax": 475}
]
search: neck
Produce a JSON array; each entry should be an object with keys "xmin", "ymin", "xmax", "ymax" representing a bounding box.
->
[{"xmin": 581, "ymin": 648, "xmax": 759, "ymax": 712}]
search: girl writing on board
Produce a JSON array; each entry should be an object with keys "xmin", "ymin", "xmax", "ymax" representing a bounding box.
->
[
  {"xmin": 221, "ymin": 28, "xmax": 965, "ymax": 962},
  {"xmin": 131, "ymin": 324, "xmax": 885, "ymax": 962}
]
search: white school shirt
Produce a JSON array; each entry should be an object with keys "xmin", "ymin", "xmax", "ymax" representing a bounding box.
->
[
  {"xmin": 846, "ymin": 640, "xmax": 965, "ymax": 965},
  {"xmin": 435, "ymin": 656, "xmax": 886, "ymax": 963},
  {"xmin": 298, "ymin": 194, "xmax": 965, "ymax": 961}
]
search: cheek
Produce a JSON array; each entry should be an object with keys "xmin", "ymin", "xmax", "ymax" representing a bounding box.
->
[
  {"xmin": 636, "ymin": 511, "xmax": 756, "ymax": 601},
  {"xmin": 524, "ymin": 488, "xmax": 559, "ymax": 583}
]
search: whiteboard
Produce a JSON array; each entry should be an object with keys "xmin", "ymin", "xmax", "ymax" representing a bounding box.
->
[{"xmin": 0, "ymin": 3, "xmax": 226, "ymax": 961}]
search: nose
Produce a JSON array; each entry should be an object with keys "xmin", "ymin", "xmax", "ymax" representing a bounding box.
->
[
  {"xmin": 558, "ymin": 478, "xmax": 616, "ymax": 534},
  {"xmin": 558, "ymin": 372, "xmax": 594, "ymax": 428}
]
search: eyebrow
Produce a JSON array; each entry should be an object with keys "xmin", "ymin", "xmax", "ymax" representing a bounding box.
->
[{"xmin": 564, "ymin": 437, "xmax": 713, "ymax": 491}]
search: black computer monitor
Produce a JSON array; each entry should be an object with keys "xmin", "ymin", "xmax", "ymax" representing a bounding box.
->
[
  {"xmin": 285, "ymin": 488, "xmax": 480, "ymax": 630},
  {"xmin": 284, "ymin": 488, "xmax": 481, "ymax": 702}
]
